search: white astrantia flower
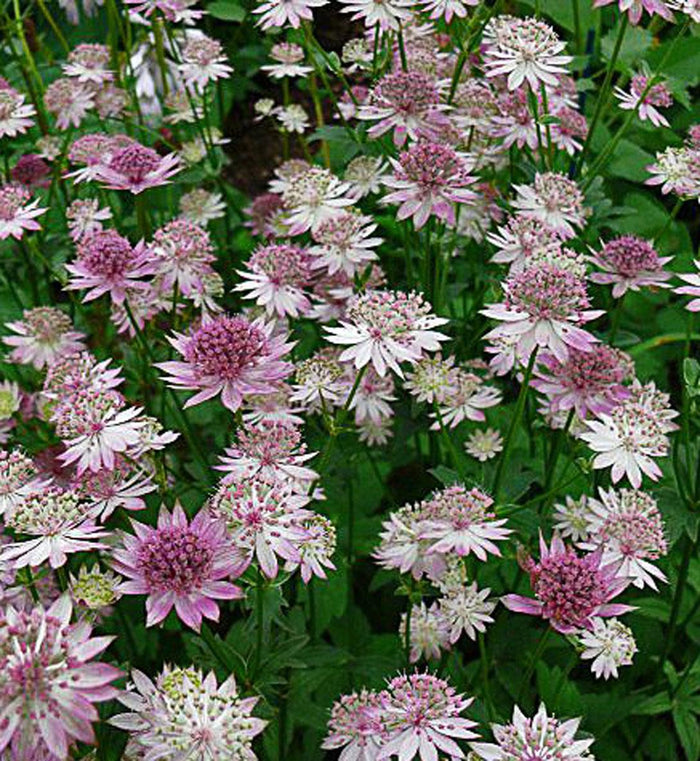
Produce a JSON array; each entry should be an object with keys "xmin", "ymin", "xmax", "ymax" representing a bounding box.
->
[{"xmin": 578, "ymin": 617, "xmax": 637, "ymax": 679}]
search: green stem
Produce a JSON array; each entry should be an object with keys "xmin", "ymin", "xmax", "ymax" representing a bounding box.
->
[
  {"xmin": 201, "ymin": 622, "xmax": 236, "ymax": 673},
  {"xmin": 627, "ymin": 332, "xmax": 700, "ymax": 357},
  {"xmin": 152, "ymin": 14, "xmax": 170, "ymax": 98},
  {"xmin": 608, "ymin": 291, "xmax": 626, "ymax": 344},
  {"xmin": 36, "ymin": 0, "xmax": 70, "ymax": 53},
  {"xmin": 572, "ymin": 0, "xmax": 582, "ymax": 55},
  {"xmin": 396, "ymin": 24, "xmax": 408, "ymax": 71},
  {"xmin": 517, "ymin": 627, "xmax": 550, "ymax": 702},
  {"xmin": 253, "ymin": 572, "xmax": 265, "ymax": 677}
]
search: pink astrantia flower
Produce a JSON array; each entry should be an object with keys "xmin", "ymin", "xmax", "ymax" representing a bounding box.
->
[
  {"xmin": 74, "ymin": 459, "xmax": 156, "ymax": 521},
  {"xmin": 471, "ymin": 703, "xmax": 595, "ymax": 761},
  {"xmin": 645, "ymin": 145, "xmax": 700, "ymax": 197},
  {"xmin": 92, "ymin": 139, "xmax": 181, "ymax": 194},
  {"xmin": 417, "ymin": 0, "xmax": 479, "ymax": 23},
  {"xmin": 589, "ymin": 235, "xmax": 673, "ymax": 298},
  {"xmin": 487, "ymin": 216, "xmax": 564, "ymax": 274},
  {"xmin": 0, "ymin": 595, "xmax": 120, "ymax": 759},
  {"xmin": 593, "ymin": 0, "xmax": 673, "ymax": 25},
  {"xmin": 378, "ymin": 673, "xmax": 479, "ymax": 760},
  {"xmin": 432, "ymin": 368, "xmax": 502, "ymax": 428},
  {"xmin": 112, "ymin": 504, "xmax": 243, "ymax": 631},
  {"xmin": 512, "ymin": 172, "xmax": 588, "ymax": 239},
  {"xmin": 0, "ymin": 183, "xmax": 46, "ymax": 240},
  {"xmin": 382, "ymin": 140, "xmax": 477, "ymax": 229},
  {"xmin": 676, "ymin": 259, "xmax": 700, "ymax": 311},
  {"xmin": 44, "ymin": 77, "xmax": 95, "ymax": 129},
  {"xmin": 65, "ymin": 229, "xmax": 154, "ymax": 304},
  {"xmin": 66, "ymin": 198, "xmax": 113, "ymax": 242},
  {"xmin": 253, "ymin": 0, "xmax": 329, "ymax": 28},
  {"xmin": 157, "ymin": 314, "xmax": 294, "ymax": 412},
  {"xmin": 419, "ymin": 485, "xmax": 512, "ymax": 561},
  {"xmin": 358, "ymin": 71, "xmax": 450, "ymax": 148},
  {"xmin": 179, "ymin": 35, "xmax": 234, "ymax": 91},
  {"xmin": 615, "ymin": 74, "xmax": 674, "ymax": 127},
  {"xmin": 325, "ymin": 290, "xmax": 449, "ymax": 378},
  {"xmin": 502, "ymin": 533, "xmax": 633, "ymax": 634},
  {"xmin": 338, "ymin": 0, "xmax": 413, "ymax": 30},
  {"xmin": 310, "ymin": 211, "xmax": 381, "ymax": 277},
  {"xmin": 0, "ymin": 87, "xmax": 36, "ymax": 138},
  {"xmin": 63, "ymin": 43, "xmax": 113, "ymax": 84},
  {"xmin": 285, "ymin": 513, "xmax": 337, "ymax": 583},
  {"xmin": 282, "ymin": 166, "xmax": 354, "ymax": 234},
  {"xmin": 3, "ymin": 307, "xmax": 86, "ymax": 369},
  {"xmin": 481, "ymin": 262, "xmax": 603, "ymax": 363},
  {"xmin": 234, "ymin": 243, "xmax": 313, "ymax": 318},
  {"xmin": 323, "ymin": 690, "xmax": 389, "ymax": 760},
  {"xmin": 0, "ymin": 449, "xmax": 48, "ymax": 517}
]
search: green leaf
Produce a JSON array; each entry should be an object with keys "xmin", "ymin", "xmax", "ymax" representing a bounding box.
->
[
  {"xmin": 674, "ymin": 707, "xmax": 700, "ymax": 761},
  {"xmin": 603, "ymin": 139, "xmax": 656, "ymax": 183},
  {"xmin": 684, "ymin": 359, "xmax": 700, "ymax": 398},
  {"xmin": 633, "ymin": 692, "xmax": 673, "ymax": 716},
  {"xmin": 601, "ymin": 23, "xmax": 653, "ymax": 70},
  {"xmin": 207, "ymin": 0, "xmax": 246, "ymax": 21}
]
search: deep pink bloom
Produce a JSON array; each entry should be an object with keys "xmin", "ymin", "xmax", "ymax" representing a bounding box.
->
[
  {"xmin": 502, "ymin": 533, "xmax": 633, "ymax": 634},
  {"xmin": 92, "ymin": 140, "xmax": 181, "ymax": 194},
  {"xmin": 589, "ymin": 236, "xmax": 673, "ymax": 298},
  {"xmin": 111, "ymin": 504, "xmax": 243, "ymax": 631},
  {"xmin": 157, "ymin": 314, "xmax": 294, "ymax": 412}
]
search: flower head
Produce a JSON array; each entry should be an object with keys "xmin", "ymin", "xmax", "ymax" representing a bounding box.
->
[
  {"xmin": 63, "ymin": 43, "xmax": 113, "ymax": 84},
  {"xmin": 677, "ymin": 258, "xmax": 700, "ymax": 311},
  {"xmin": 93, "ymin": 139, "xmax": 181, "ymax": 194},
  {"xmin": 0, "ymin": 449, "xmax": 47, "ymax": 517},
  {"xmin": 179, "ymin": 35, "xmax": 233, "ymax": 90},
  {"xmin": 0, "ymin": 87, "xmax": 35, "ymax": 138},
  {"xmin": 578, "ymin": 617, "xmax": 637, "ymax": 680},
  {"xmin": 338, "ymin": 0, "xmax": 413, "ymax": 30},
  {"xmin": 0, "ymin": 183, "xmax": 46, "ymax": 240},
  {"xmin": 66, "ymin": 198, "xmax": 112, "ymax": 242},
  {"xmin": 593, "ymin": 0, "xmax": 672, "ymax": 25},
  {"xmin": 70, "ymin": 564, "xmax": 123, "ymax": 611},
  {"xmin": 323, "ymin": 690, "xmax": 389, "ymax": 759},
  {"xmin": 433, "ymin": 369, "xmax": 502, "ymax": 428},
  {"xmin": 512, "ymin": 172, "xmax": 587, "ymax": 238},
  {"xmin": 615, "ymin": 74, "xmax": 673, "ymax": 127},
  {"xmin": 310, "ymin": 210, "xmax": 381, "ymax": 276},
  {"xmin": 553, "ymin": 495, "xmax": 594, "ymax": 542},
  {"xmin": 281, "ymin": 166, "xmax": 354, "ymax": 234},
  {"xmin": 438, "ymin": 581, "xmax": 497, "ymax": 644},
  {"xmin": 179, "ymin": 188, "xmax": 226, "ymax": 225},
  {"xmin": 400, "ymin": 602, "xmax": 451, "ymax": 663},
  {"xmin": 261, "ymin": 42, "xmax": 313, "ymax": 79},
  {"xmin": 253, "ymin": 0, "xmax": 329, "ymax": 29},
  {"xmin": 465, "ymin": 428, "xmax": 504, "ymax": 461},
  {"xmin": 112, "ymin": 504, "xmax": 243, "ymax": 631},
  {"xmin": 3, "ymin": 307, "xmax": 86, "ymax": 369},
  {"xmin": 590, "ymin": 236, "xmax": 672, "ymax": 298},
  {"xmin": 44, "ymin": 77, "xmax": 94, "ymax": 129}
]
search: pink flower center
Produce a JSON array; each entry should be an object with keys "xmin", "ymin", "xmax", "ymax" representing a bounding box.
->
[
  {"xmin": 186, "ymin": 316, "xmax": 269, "ymax": 380},
  {"xmin": 109, "ymin": 143, "xmax": 160, "ymax": 183},
  {"xmin": 138, "ymin": 526, "xmax": 214, "ymax": 593},
  {"xmin": 79, "ymin": 230, "xmax": 136, "ymax": 278},
  {"xmin": 507, "ymin": 264, "xmax": 589, "ymax": 320},
  {"xmin": 599, "ymin": 236, "xmax": 661, "ymax": 277}
]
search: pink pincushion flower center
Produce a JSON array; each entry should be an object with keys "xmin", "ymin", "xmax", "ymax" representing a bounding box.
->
[
  {"xmin": 601, "ymin": 512, "xmax": 666, "ymax": 559},
  {"xmin": 24, "ymin": 306, "xmax": 72, "ymax": 342},
  {"xmin": 507, "ymin": 265, "xmax": 589, "ymax": 320},
  {"xmin": 399, "ymin": 142, "xmax": 469, "ymax": 189},
  {"xmin": 185, "ymin": 317, "xmax": 270, "ymax": 380},
  {"xmin": 599, "ymin": 236, "xmax": 661, "ymax": 277},
  {"xmin": 552, "ymin": 346, "xmax": 629, "ymax": 391},
  {"xmin": 0, "ymin": 184, "xmax": 30, "ymax": 219},
  {"xmin": 109, "ymin": 143, "xmax": 161, "ymax": 183},
  {"xmin": 372, "ymin": 71, "xmax": 440, "ymax": 115},
  {"xmin": 348, "ymin": 290, "xmax": 431, "ymax": 344},
  {"xmin": 530, "ymin": 548, "xmax": 607, "ymax": 628},
  {"xmin": 138, "ymin": 526, "xmax": 214, "ymax": 593},
  {"xmin": 79, "ymin": 230, "xmax": 136, "ymax": 277},
  {"xmin": 249, "ymin": 244, "xmax": 311, "ymax": 285}
]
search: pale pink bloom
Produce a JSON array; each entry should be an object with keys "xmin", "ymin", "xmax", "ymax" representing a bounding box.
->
[
  {"xmin": 74, "ymin": 460, "xmax": 156, "ymax": 520},
  {"xmin": 157, "ymin": 314, "xmax": 294, "ymax": 412},
  {"xmin": 483, "ymin": 15, "xmax": 572, "ymax": 91},
  {"xmin": 0, "ymin": 449, "xmax": 49, "ymax": 517},
  {"xmin": 400, "ymin": 602, "xmax": 451, "ymax": 663},
  {"xmin": 487, "ymin": 216, "xmax": 563, "ymax": 273},
  {"xmin": 502, "ymin": 533, "xmax": 633, "ymax": 634},
  {"xmin": 2, "ymin": 486, "xmax": 109, "ymax": 569},
  {"xmin": 284, "ymin": 514, "xmax": 337, "ymax": 582},
  {"xmin": 66, "ymin": 198, "xmax": 112, "ymax": 242},
  {"xmin": 208, "ymin": 475, "xmax": 312, "ymax": 579},
  {"xmin": 358, "ymin": 417, "xmax": 394, "ymax": 446},
  {"xmin": 491, "ymin": 88, "xmax": 541, "ymax": 150},
  {"xmin": 377, "ymin": 673, "xmax": 479, "ymax": 760},
  {"xmin": 345, "ymin": 155, "xmax": 389, "ymax": 199},
  {"xmin": 110, "ymin": 666, "xmax": 265, "ymax": 757},
  {"xmin": 325, "ymin": 290, "xmax": 449, "ymax": 378},
  {"xmin": 432, "ymin": 369, "xmax": 501, "ymax": 428},
  {"xmin": 471, "ymin": 703, "xmax": 595, "ymax": 761},
  {"xmin": 123, "ymin": 0, "xmax": 203, "ymax": 20},
  {"xmin": 261, "ymin": 42, "xmax": 313, "ymax": 79},
  {"xmin": 593, "ymin": 0, "xmax": 673, "ymax": 25},
  {"xmin": 310, "ymin": 211, "xmax": 381, "ymax": 276},
  {"xmin": 438, "ymin": 581, "xmax": 496, "ymax": 643},
  {"xmin": 94, "ymin": 83, "xmax": 129, "ymax": 119},
  {"xmin": 589, "ymin": 235, "xmax": 673, "ymax": 298},
  {"xmin": 482, "ymin": 262, "xmax": 603, "ymax": 363},
  {"xmin": 404, "ymin": 354, "xmax": 457, "ymax": 405},
  {"xmin": 615, "ymin": 74, "xmax": 673, "ymax": 127},
  {"xmin": 553, "ymin": 495, "xmax": 594, "ymax": 542},
  {"xmin": 645, "ymin": 145, "xmax": 700, "ymax": 197},
  {"xmin": 531, "ymin": 345, "xmax": 632, "ymax": 417},
  {"xmin": 676, "ymin": 259, "xmax": 700, "ymax": 311},
  {"xmin": 63, "ymin": 43, "xmax": 113, "ymax": 84},
  {"xmin": 66, "ymin": 229, "xmax": 154, "ymax": 304},
  {"xmin": 179, "ymin": 188, "xmax": 226, "ymax": 225},
  {"xmin": 291, "ymin": 351, "xmax": 346, "ymax": 411},
  {"xmin": 3, "ymin": 307, "xmax": 86, "ymax": 369},
  {"xmin": 282, "ymin": 166, "xmax": 354, "ymax": 234},
  {"xmin": 42, "ymin": 350, "xmax": 123, "ymax": 398},
  {"xmin": 420, "ymin": 485, "xmax": 512, "ymax": 561},
  {"xmin": 112, "ymin": 504, "xmax": 243, "ymax": 631},
  {"xmin": 580, "ymin": 487, "xmax": 668, "ymax": 590},
  {"xmin": 245, "ymin": 192, "xmax": 286, "ymax": 238},
  {"xmin": 550, "ymin": 106, "xmax": 589, "ymax": 155},
  {"xmin": 243, "ymin": 382, "xmax": 306, "ymax": 426},
  {"xmin": 92, "ymin": 139, "xmax": 181, "ymax": 194},
  {"xmin": 338, "ymin": 0, "xmax": 413, "ymax": 30},
  {"xmin": 66, "ymin": 133, "xmax": 132, "ymax": 184},
  {"xmin": 323, "ymin": 690, "xmax": 389, "ymax": 760},
  {"xmin": 179, "ymin": 35, "xmax": 234, "ymax": 90},
  {"xmin": 382, "ymin": 140, "xmax": 477, "ymax": 229},
  {"xmin": 465, "ymin": 428, "xmax": 504, "ymax": 461},
  {"xmin": 578, "ymin": 618, "xmax": 637, "ymax": 680},
  {"xmin": 0, "ymin": 183, "xmax": 46, "ymax": 240},
  {"xmin": 0, "ymin": 595, "xmax": 120, "ymax": 759},
  {"xmin": 254, "ymin": 0, "xmax": 328, "ymax": 28},
  {"xmin": 235, "ymin": 243, "xmax": 313, "ymax": 318},
  {"xmin": 347, "ymin": 365, "xmax": 396, "ymax": 425},
  {"xmin": 418, "ymin": 0, "xmax": 478, "ymax": 22},
  {"xmin": 358, "ymin": 71, "xmax": 450, "ymax": 148},
  {"xmin": 512, "ymin": 172, "xmax": 588, "ymax": 239},
  {"xmin": 0, "ymin": 87, "xmax": 35, "ymax": 138},
  {"xmin": 44, "ymin": 77, "xmax": 94, "ymax": 129}
]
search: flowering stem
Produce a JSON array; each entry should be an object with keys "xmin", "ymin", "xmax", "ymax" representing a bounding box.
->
[
  {"xmin": 542, "ymin": 408, "xmax": 575, "ymax": 500},
  {"xmin": 478, "ymin": 633, "xmax": 495, "ymax": 719},
  {"xmin": 608, "ymin": 292, "xmax": 626, "ymax": 345},
  {"xmin": 403, "ymin": 597, "xmax": 412, "ymax": 666},
  {"xmin": 654, "ymin": 197, "xmax": 684, "ymax": 244},
  {"xmin": 253, "ymin": 571, "xmax": 265, "ymax": 678},
  {"xmin": 201, "ymin": 622, "xmax": 237, "ymax": 674},
  {"xmin": 628, "ymin": 331, "xmax": 700, "ymax": 357},
  {"xmin": 572, "ymin": 0, "xmax": 583, "ymax": 55},
  {"xmin": 432, "ymin": 402, "xmax": 466, "ymax": 477},
  {"xmin": 492, "ymin": 348, "xmax": 539, "ymax": 501},
  {"xmin": 517, "ymin": 626, "xmax": 550, "ymax": 702},
  {"xmin": 308, "ymin": 72, "xmax": 331, "ymax": 169},
  {"xmin": 36, "ymin": 0, "xmax": 70, "ymax": 54},
  {"xmin": 152, "ymin": 14, "xmax": 170, "ymax": 98},
  {"xmin": 574, "ymin": 14, "xmax": 628, "ymax": 176},
  {"xmin": 396, "ymin": 24, "xmax": 408, "ymax": 72},
  {"xmin": 135, "ymin": 194, "xmax": 151, "ymax": 238}
]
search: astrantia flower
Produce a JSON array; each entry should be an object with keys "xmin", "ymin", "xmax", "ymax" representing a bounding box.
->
[
  {"xmin": 589, "ymin": 236, "xmax": 673, "ymax": 298},
  {"xmin": 338, "ymin": 0, "xmax": 413, "ymax": 30},
  {"xmin": 11, "ymin": 153, "xmax": 51, "ymax": 189},
  {"xmin": 70, "ymin": 564, "xmax": 123, "ymax": 612},
  {"xmin": 0, "ymin": 449, "xmax": 47, "ymax": 517},
  {"xmin": 261, "ymin": 42, "xmax": 313, "ymax": 78},
  {"xmin": 254, "ymin": 0, "xmax": 329, "ymax": 29},
  {"xmin": 3, "ymin": 307, "xmax": 86, "ymax": 369},
  {"xmin": 282, "ymin": 166, "xmax": 354, "ymax": 234},
  {"xmin": 593, "ymin": 0, "xmax": 673, "ymax": 25},
  {"xmin": 615, "ymin": 74, "xmax": 673, "ymax": 127},
  {"xmin": 433, "ymin": 369, "xmax": 501, "ymax": 428},
  {"xmin": 358, "ymin": 70, "xmax": 449, "ymax": 147},
  {"xmin": 419, "ymin": 485, "xmax": 512, "ymax": 561},
  {"xmin": 325, "ymin": 289, "xmax": 449, "ymax": 377},
  {"xmin": 471, "ymin": 703, "xmax": 595, "ymax": 761},
  {"xmin": 578, "ymin": 617, "xmax": 637, "ymax": 680},
  {"xmin": 2, "ymin": 486, "xmax": 108, "ymax": 569},
  {"xmin": 349, "ymin": 364, "xmax": 396, "ymax": 424},
  {"xmin": 532, "ymin": 345, "xmax": 632, "ymax": 417},
  {"xmin": 438, "ymin": 581, "xmax": 497, "ymax": 643},
  {"xmin": 502, "ymin": 533, "xmax": 632, "ymax": 634},
  {"xmin": 291, "ymin": 352, "xmax": 346, "ymax": 409},
  {"xmin": 0, "ymin": 596, "xmax": 120, "ymax": 759},
  {"xmin": 0, "ymin": 87, "xmax": 35, "ymax": 138},
  {"xmin": 382, "ymin": 140, "xmax": 477, "ymax": 229},
  {"xmin": 465, "ymin": 428, "xmax": 504, "ymax": 461},
  {"xmin": 645, "ymin": 145, "xmax": 700, "ymax": 197},
  {"xmin": 482, "ymin": 262, "xmax": 603, "ymax": 363},
  {"xmin": 487, "ymin": 216, "xmax": 563, "ymax": 274},
  {"xmin": 483, "ymin": 15, "xmax": 572, "ymax": 91},
  {"xmin": 323, "ymin": 689, "xmax": 389, "ymax": 760},
  {"xmin": 66, "ymin": 229, "xmax": 154, "ymax": 304},
  {"xmin": 93, "ymin": 139, "xmax": 181, "ymax": 194},
  {"xmin": 179, "ymin": 35, "xmax": 234, "ymax": 90},
  {"xmin": 208, "ymin": 475, "xmax": 312, "ymax": 579},
  {"xmin": 512, "ymin": 172, "xmax": 588, "ymax": 238},
  {"xmin": 74, "ymin": 460, "xmax": 156, "ymax": 521},
  {"xmin": 581, "ymin": 487, "xmax": 668, "ymax": 590},
  {"xmin": 216, "ymin": 419, "xmax": 318, "ymax": 492},
  {"xmin": 235, "ymin": 243, "xmax": 313, "ymax": 317},
  {"xmin": 310, "ymin": 211, "xmax": 381, "ymax": 276},
  {"xmin": 66, "ymin": 198, "xmax": 112, "ymax": 242},
  {"xmin": 400, "ymin": 602, "xmax": 451, "ymax": 663},
  {"xmin": 675, "ymin": 259, "xmax": 700, "ymax": 311},
  {"xmin": 44, "ymin": 77, "xmax": 95, "ymax": 129},
  {"xmin": 345, "ymin": 155, "xmax": 389, "ymax": 198},
  {"xmin": 553, "ymin": 495, "xmax": 594, "ymax": 542},
  {"xmin": 417, "ymin": 0, "xmax": 478, "ymax": 22},
  {"xmin": 285, "ymin": 514, "xmax": 337, "ymax": 582},
  {"xmin": 157, "ymin": 314, "xmax": 294, "ymax": 412},
  {"xmin": 111, "ymin": 504, "xmax": 243, "ymax": 631},
  {"xmin": 63, "ymin": 43, "xmax": 113, "ymax": 84},
  {"xmin": 404, "ymin": 354, "xmax": 456, "ymax": 404},
  {"xmin": 110, "ymin": 666, "xmax": 266, "ymax": 757},
  {"xmin": 0, "ymin": 183, "xmax": 46, "ymax": 240},
  {"xmin": 179, "ymin": 188, "xmax": 226, "ymax": 225},
  {"xmin": 378, "ymin": 672, "xmax": 479, "ymax": 760},
  {"xmin": 667, "ymin": 0, "xmax": 700, "ymax": 20}
]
